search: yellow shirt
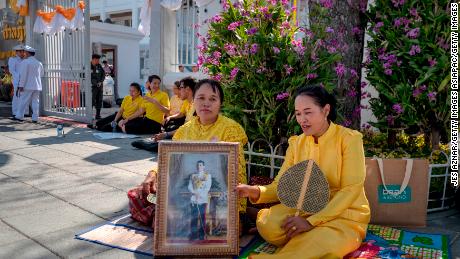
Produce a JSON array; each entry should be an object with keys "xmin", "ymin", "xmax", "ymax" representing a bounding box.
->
[
  {"xmin": 256, "ymin": 122, "xmax": 370, "ymax": 226},
  {"xmin": 120, "ymin": 95, "xmax": 143, "ymax": 119},
  {"xmin": 143, "ymin": 90, "xmax": 170, "ymax": 124},
  {"xmin": 251, "ymin": 123, "xmax": 370, "ymax": 257},
  {"xmin": 169, "ymin": 95, "xmax": 183, "ymax": 115},
  {"xmin": 180, "ymin": 99, "xmax": 195, "ymax": 122},
  {"xmin": 173, "ymin": 115, "xmax": 248, "ymax": 212}
]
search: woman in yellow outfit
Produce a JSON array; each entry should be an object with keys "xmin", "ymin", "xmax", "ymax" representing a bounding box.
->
[
  {"xmin": 121, "ymin": 75, "xmax": 170, "ymax": 134},
  {"xmin": 237, "ymin": 85, "xmax": 370, "ymax": 258},
  {"xmin": 88, "ymin": 82, "xmax": 144, "ymax": 132},
  {"xmin": 128, "ymin": 79, "xmax": 248, "ymax": 227}
]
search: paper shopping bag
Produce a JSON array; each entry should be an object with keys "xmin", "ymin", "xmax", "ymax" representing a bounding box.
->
[{"xmin": 365, "ymin": 158, "xmax": 429, "ymax": 227}]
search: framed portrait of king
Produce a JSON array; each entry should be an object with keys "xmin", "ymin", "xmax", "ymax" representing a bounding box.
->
[{"xmin": 154, "ymin": 141, "xmax": 239, "ymax": 257}]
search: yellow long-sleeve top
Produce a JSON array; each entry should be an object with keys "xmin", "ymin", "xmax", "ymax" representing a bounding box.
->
[
  {"xmin": 251, "ymin": 123, "xmax": 370, "ymax": 258},
  {"xmin": 256, "ymin": 122, "xmax": 370, "ymax": 226},
  {"xmin": 173, "ymin": 115, "xmax": 248, "ymax": 212},
  {"xmin": 169, "ymin": 94, "xmax": 183, "ymax": 115},
  {"xmin": 180, "ymin": 99, "xmax": 195, "ymax": 122}
]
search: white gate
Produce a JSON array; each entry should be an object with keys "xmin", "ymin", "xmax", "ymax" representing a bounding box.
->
[{"xmin": 33, "ymin": 0, "xmax": 91, "ymax": 123}]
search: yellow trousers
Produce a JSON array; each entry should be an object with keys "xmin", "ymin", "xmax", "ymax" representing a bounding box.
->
[{"xmin": 252, "ymin": 204, "xmax": 367, "ymax": 259}]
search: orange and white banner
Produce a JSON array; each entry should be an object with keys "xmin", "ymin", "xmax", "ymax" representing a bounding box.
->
[{"xmin": 33, "ymin": 1, "xmax": 85, "ymax": 34}]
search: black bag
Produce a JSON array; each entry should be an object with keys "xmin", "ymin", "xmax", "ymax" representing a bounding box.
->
[{"xmin": 131, "ymin": 139, "xmax": 158, "ymax": 152}]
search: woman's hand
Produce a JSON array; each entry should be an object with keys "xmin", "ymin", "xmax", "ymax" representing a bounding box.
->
[
  {"xmin": 281, "ymin": 216, "xmax": 314, "ymax": 240},
  {"xmin": 139, "ymin": 173, "xmax": 157, "ymax": 199},
  {"xmin": 118, "ymin": 119, "xmax": 128, "ymax": 127},
  {"xmin": 151, "ymin": 132, "xmax": 167, "ymax": 142},
  {"xmin": 236, "ymin": 184, "xmax": 260, "ymax": 202},
  {"xmin": 163, "ymin": 116, "xmax": 171, "ymax": 125}
]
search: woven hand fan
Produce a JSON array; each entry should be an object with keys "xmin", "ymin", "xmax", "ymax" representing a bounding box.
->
[{"xmin": 277, "ymin": 160, "xmax": 330, "ymax": 215}]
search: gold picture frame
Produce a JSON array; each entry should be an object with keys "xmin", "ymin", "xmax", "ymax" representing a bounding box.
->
[{"xmin": 154, "ymin": 141, "xmax": 240, "ymax": 257}]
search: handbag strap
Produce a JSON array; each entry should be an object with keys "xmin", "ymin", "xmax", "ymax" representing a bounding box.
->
[
  {"xmin": 295, "ymin": 160, "xmax": 313, "ymax": 216},
  {"xmin": 376, "ymin": 158, "xmax": 413, "ymax": 195}
]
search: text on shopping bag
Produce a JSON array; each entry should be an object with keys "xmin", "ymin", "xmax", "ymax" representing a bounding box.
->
[{"xmin": 378, "ymin": 185, "xmax": 412, "ymax": 203}]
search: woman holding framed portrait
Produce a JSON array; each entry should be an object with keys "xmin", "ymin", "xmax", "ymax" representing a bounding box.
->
[
  {"xmin": 237, "ymin": 85, "xmax": 371, "ymax": 258},
  {"xmin": 128, "ymin": 79, "xmax": 248, "ymax": 225}
]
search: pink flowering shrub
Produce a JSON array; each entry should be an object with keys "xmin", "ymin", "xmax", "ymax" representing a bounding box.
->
[
  {"xmin": 198, "ymin": 0, "xmax": 341, "ymax": 143},
  {"xmin": 365, "ymin": 0, "xmax": 450, "ymax": 148}
]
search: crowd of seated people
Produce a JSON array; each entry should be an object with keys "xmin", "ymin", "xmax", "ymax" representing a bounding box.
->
[
  {"xmin": 130, "ymin": 76, "xmax": 196, "ymax": 151},
  {"xmin": 88, "ymin": 75, "xmax": 195, "ymax": 138}
]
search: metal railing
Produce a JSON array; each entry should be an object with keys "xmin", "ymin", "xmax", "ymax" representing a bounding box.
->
[
  {"xmin": 427, "ymin": 151, "xmax": 453, "ymax": 212},
  {"xmin": 244, "ymin": 141, "xmax": 456, "ymax": 212}
]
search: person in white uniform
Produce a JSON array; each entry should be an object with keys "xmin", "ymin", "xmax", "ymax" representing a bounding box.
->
[
  {"xmin": 15, "ymin": 46, "xmax": 44, "ymax": 122},
  {"xmin": 8, "ymin": 44, "xmax": 25, "ymax": 117},
  {"xmin": 187, "ymin": 160, "xmax": 212, "ymax": 240}
]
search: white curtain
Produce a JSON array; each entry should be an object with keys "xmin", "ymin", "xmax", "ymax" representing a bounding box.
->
[
  {"xmin": 138, "ymin": 0, "xmax": 152, "ymax": 36},
  {"xmin": 48, "ymin": 13, "xmax": 67, "ymax": 34},
  {"xmin": 33, "ymin": 16, "xmax": 50, "ymax": 34},
  {"xmin": 70, "ymin": 5, "xmax": 85, "ymax": 30}
]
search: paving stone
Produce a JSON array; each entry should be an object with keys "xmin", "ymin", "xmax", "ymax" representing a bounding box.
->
[
  {"xmin": 49, "ymin": 182, "xmax": 121, "ymax": 202},
  {"xmin": 0, "ymin": 191, "xmax": 70, "ymax": 218},
  {"xmin": 0, "ymin": 220, "xmax": 28, "ymax": 246},
  {"xmin": 2, "ymin": 206, "xmax": 102, "ymax": 237},
  {"xmin": 0, "ymin": 239, "xmax": 60, "ymax": 259},
  {"xmin": 33, "ymin": 225, "xmax": 112, "ymax": 258}
]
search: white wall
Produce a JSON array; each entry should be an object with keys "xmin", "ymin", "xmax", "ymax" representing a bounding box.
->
[
  {"xmin": 90, "ymin": 0, "xmax": 143, "ymax": 16},
  {"xmin": 90, "ymin": 21, "xmax": 144, "ymax": 98},
  {"xmin": 197, "ymin": 1, "xmax": 222, "ymax": 39}
]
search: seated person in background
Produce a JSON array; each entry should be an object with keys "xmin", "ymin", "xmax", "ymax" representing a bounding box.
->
[
  {"xmin": 127, "ymin": 79, "xmax": 248, "ymax": 227},
  {"xmin": 120, "ymin": 75, "xmax": 170, "ymax": 135},
  {"xmin": 131, "ymin": 77, "xmax": 195, "ymax": 151},
  {"xmin": 160, "ymin": 76, "xmax": 196, "ymax": 135},
  {"xmin": 191, "ymin": 64, "xmax": 199, "ymax": 73},
  {"xmin": 88, "ymin": 82, "xmax": 143, "ymax": 131},
  {"xmin": 163, "ymin": 80, "xmax": 184, "ymax": 132}
]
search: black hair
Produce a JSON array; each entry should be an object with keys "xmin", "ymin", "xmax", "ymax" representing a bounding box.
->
[
  {"xmin": 193, "ymin": 79, "xmax": 224, "ymax": 104},
  {"xmin": 294, "ymin": 84, "xmax": 337, "ymax": 122},
  {"xmin": 148, "ymin": 75, "xmax": 161, "ymax": 83},
  {"xmin": 102, "ymin": 60, "xmax": 108, "ymax": 64},
  {"xmin": 174, "ymin": 81, "xmax": 180, "ymax": 87},
  {"xmin": 180, "ymin": 77, "xmax": 196, "ymax": 92},
  {"xmin": 29, "ymin": 52, "xmax": 36, "ymax": 56},
  {"xmin": 197, "ymin": 160, "xmax": 205, "ymax": 166},
  {"xmin": 129, "ymin": 82, "xmax": 142, "ymax": 95},
  {"xmin": 92, "ymin": 54, "xmax": 101, "ymax": 59}
]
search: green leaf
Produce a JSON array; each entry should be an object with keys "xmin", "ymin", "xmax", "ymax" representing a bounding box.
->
[{"xmin": 438, "ymin": 73, "xmax": 450, "ymax": 92}]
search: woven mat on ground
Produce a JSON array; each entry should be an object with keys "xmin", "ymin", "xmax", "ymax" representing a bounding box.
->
[
  {"xmin": 92, "ymin": 132, "xmax": 140, "ymax": 140},
  {"xmin": 240, "ymin": 225, "xmax": 450, "ymax": 259},
  {"xmin": 75, "ymin": 214, "xmax": 258, "ymax": 257}
]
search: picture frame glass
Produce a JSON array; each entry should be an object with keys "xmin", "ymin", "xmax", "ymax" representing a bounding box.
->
[{"xmin": 166, "ymin": 152, "xmax": 229, "ymax": 245}]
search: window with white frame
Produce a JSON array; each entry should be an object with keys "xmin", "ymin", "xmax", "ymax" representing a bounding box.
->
[{"xmin": 175, "ymin": 0, "xmax": 199, "ymax": 71}]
